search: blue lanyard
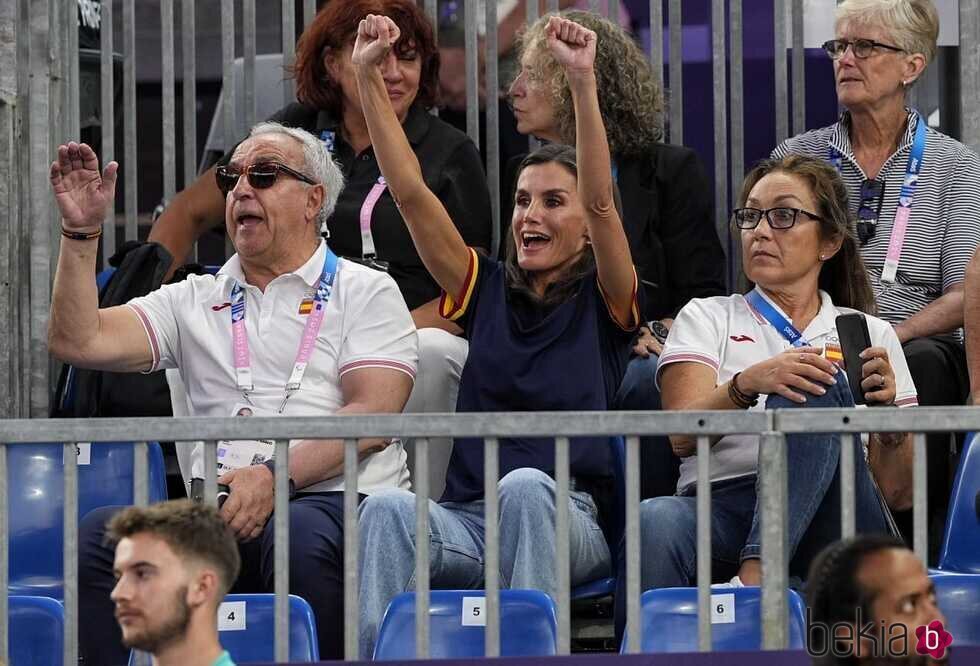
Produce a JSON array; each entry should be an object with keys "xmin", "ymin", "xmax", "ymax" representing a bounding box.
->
[
  {"xmin": 745, "ymin": 288, "xmax": 809, "ymax": 347},
  {"xmin": 228, "ymin": 247, "xmax": 339, "ymax": 406}
]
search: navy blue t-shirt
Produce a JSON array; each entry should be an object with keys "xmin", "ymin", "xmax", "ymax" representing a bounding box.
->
[{"xmin": 438, "ymin": 250, "xmax": 637, "ymax": 504}]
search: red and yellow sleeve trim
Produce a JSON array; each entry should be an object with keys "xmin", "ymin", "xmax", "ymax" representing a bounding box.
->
[
  {"xmin": 598, "ymin": 267, "xmax": 641, "ymax": 332},
  {"xmin": 439, "ymin": 248, "xmax": 480, "ymax": 322}
]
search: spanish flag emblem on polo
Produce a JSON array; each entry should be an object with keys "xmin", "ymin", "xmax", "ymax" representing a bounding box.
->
[
  {"xmin": 298, "ymin": 296, "xmax": 314, "ymax": 315},
  {"xmin": 824, "ymin": 342, "xmax": 844, "ymax": 368}
]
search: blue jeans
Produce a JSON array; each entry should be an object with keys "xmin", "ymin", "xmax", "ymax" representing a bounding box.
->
[
  {"xmin": 357, "ymin": 467, "xmax": 611, "ymax": 658},
  {"xmin": 614, "ymin": 353, "xmax": 680, "ymax": 499},
  {"xmin": 636, "ymin": 378, "xmax": 891, "ymax": 589}
]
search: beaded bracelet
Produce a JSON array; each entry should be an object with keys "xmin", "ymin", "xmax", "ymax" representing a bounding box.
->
[{"xmin": 61, "ymin": 226, "xmax": 102, "ymax": 241}]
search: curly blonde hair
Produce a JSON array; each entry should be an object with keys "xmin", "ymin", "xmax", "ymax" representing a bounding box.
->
[{"xmin": 515, "ymin": 10, "xmax": 664, "ymax": 157}]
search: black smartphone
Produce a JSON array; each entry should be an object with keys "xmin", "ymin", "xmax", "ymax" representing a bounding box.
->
[{"xmin": 836, "ymin": 313, "xmax": 872, "ymax": 405}]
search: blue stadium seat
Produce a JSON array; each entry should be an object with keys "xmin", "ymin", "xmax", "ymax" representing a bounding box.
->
[
  {"xmin": 373, "ymin": 590, "xmax": 558, "ymax": 659},
  {"xmin": 8, "ymin": 442, "xmax": 168, "ymax": 598},
  {"xmin": 130, "ymin": 594, "xmax": 319, "ymax": 664},
  {"xmin": 937, "ymin": 432, "xmax": 980, "ymax": 573},
  {"xmin": 931, "ymin": 573, "xmax": 980, "ymax": 645},
  {"xmin": 571, "ymin": 436, "xmax": 625, "ymax": 601},
  {"xmin": 9, "ymin": 595, "xmax": 65, "ymax": 666},
  {"xmin": 621, "ymin": 586, "xmax": 808, "ymax": 653}
]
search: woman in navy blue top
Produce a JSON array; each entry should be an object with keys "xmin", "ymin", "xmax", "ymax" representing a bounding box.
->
[{"xmin": 351, "ymin": 14, "xmax": 638, "ymax": 657}]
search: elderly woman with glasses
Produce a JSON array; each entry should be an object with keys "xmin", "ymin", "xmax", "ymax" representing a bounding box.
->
[
  {"xmin": 772, "ymin": 0, "xmax": 980, "ymax": 555},
  {"xmin": 632, "ymin": 155, "xmax": 916, "ymax": 597}
]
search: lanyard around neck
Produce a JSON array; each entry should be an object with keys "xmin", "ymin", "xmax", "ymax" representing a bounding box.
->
[
  {"xmin": 745, "ymin": 288, "xmax": 810, "ymax": 348},
  {"xmin": 829, "ymin": 111, "xmax": 927, "ymax": 284},
  {"xmin": 229, "ymin": 248, "xmax": 339, "ymax": 412}
]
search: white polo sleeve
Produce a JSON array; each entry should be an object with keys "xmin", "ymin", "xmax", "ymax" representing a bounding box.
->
[
  {"xmin": 338, "ymin": 269, "xmax": 418, "ymax": 381},
  {"xmin": 868, "ymin": 316, "xmax": 919, "ymax": 407},
  {"xmin": 656, "ymin": 297, "xmax": 724, "ymax": 391},
  {"xmin": 125, "ymin": 281, "xmax": 191, "ymax": 372}
]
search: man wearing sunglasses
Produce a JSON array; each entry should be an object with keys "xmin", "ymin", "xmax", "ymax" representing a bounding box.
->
[
  {"xmin": 48, "ymin": 123, "xmax": 419, "ymax": 662},
  {"xmin": 771, "ymin": 0, "xmax": 980, "ymax": 562}
]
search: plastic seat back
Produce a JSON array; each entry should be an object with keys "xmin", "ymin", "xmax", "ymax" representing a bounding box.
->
[
  {"xmin": 373, "ymin": 590, "xmax": 558, "ymax": 659},
  {"xmin": 622, "ymin": 586, "xmax": 807, "ymax": 652},
  {"xmin": 8, "ymin": 442, "xmax": 168, "ymax": 598},
  {"xmin": 9, "ymin": 595, "xmax": 65, "ymax": 666},
  {"xmin": 130, "ymin": 594, "xmax": 319, "ymax": 664},
  {"xmin": 931, "ymin": 573, "xmax": 980, "ymax": 645},
  {"xmin": 937, "ymin": 432, "xmax": 980, "ymax": 573}
]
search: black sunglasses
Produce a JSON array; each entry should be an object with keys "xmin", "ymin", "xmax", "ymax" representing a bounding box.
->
[
  {"xmin": 856, "ymin": 179, "xmax": 885, "ymax": 245},
  {"xmin": 215, "ymin": 161, "xmax": 317, "ymax": 196},
  {"xmin": 733, "ymin": 207, "xmax": 824, "ymax": 230},
  {"xmin": 822, "ymin": 38, "xmax": 905, "ymax": 60}
]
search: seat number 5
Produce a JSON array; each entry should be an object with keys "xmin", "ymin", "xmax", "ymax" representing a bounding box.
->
[{"xmin": 462, "ymin": 597, "xmax": 486, "ymax": 626}]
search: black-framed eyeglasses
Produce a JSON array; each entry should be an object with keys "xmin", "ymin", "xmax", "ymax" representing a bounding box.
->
[
  {"xmin": 856, "ymin": 178, "xmax": 885, "ymax": 245},
  {"xmin": 215, "ymin": 161, "xmax": 318, "ymax": 196},
  {"xmin": 733, "ymin": 207, "xmax": 824, "ymax": 230},
  {"xmin": 822, "ymin": 38, "xmax": 905, "ymax": 60}
]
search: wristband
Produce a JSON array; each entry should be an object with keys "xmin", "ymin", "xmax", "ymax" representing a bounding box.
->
[
  {"xmin": 61, "ymin": 226, "xmax": 103, "ymax": 241},
  {"xmin": 728, "ymin": 372, "xmax": 759, "ymax": 409}
]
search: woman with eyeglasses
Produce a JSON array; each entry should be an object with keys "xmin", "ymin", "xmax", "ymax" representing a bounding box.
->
[
  {"xmin": 772, "ymin": 0, "xmax": 980, "ymax": 556},
  {"xmin": 633, "ymin": 154, "xmax": 916, "ymax": 596}
]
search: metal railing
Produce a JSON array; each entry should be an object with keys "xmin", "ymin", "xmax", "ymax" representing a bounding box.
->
[{"xmin": 0, "ymin": 406, "xmax": 973, "ymax": 663}]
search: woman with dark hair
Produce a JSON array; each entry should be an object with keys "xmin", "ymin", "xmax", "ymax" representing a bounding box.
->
[
  {"xmin": 633, "ymin": 155, "xmax": 917, "ymax": 603},
  {"xmin": 148, "ymin": 0, "xmax": 491, "ymax": 495},
  {"xmin": 509, "ymin": 10, "xmax": 727, "ymax": 500},
  {"xmin": 349, "ymin": 13, "xmax": 638, "ymax": 657}
]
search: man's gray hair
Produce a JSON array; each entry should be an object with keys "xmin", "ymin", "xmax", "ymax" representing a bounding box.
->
[{"xmin": 247, "ymin": 122, "xmax": 344, "ymax": 231}]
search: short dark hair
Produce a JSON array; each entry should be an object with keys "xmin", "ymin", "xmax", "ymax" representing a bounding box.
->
[
  {"xmin": 292, "ymin": 0, "xmax": 440, "ymax": 118},
  {"xmin": 106, "ymin": 500, "xmax": 241, "ymax": 596},
  {"xmin": 737, "ymin": 154, "xmax": 876, "ymax": 315},
  {"xmin": 805, "ymin": 534, "xmax": 909, "ymax": 665}
]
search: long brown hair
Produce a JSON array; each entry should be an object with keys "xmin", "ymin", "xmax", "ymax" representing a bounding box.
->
[
  {"xmin": 737, "ymin": 154, "xmax": 876, "ymax": 314},
  {"xmin": 292, "ymin": 0, "xmax": 440, "ymax": 118}
]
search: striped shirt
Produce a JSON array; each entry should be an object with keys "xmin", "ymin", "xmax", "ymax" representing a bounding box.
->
[{"xmin": 772, "ymin": 111, "xmax": 980, "ymax": 330}]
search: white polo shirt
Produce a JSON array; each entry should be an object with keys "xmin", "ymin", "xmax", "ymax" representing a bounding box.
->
[
  {"xmin": 658, "ymin": 290, "xmax": 918, "ymax": 494},
  {"xmin": 126, "ymin": 241, "xmax": 418, "ymax": 494}
]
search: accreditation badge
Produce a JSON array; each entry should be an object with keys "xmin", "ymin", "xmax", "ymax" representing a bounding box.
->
[{"xmin": 215, "ymin": 403, "xmax": 277, "ymax": 475}]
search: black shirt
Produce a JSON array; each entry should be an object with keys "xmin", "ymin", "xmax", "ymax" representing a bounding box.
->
[
  {"xmin": 502, "ymin": 143, "xmax": 726, "ymax": 321},
  {"xmin": 224, "ymin": 102, "xmax": 492, "ymax": 311}
]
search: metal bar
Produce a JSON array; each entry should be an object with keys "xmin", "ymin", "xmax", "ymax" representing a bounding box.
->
[
  {"xmin": 913, "ymin": 433, "xmax": 928, "ymax": 563},
  {"xmin": 759, "ymin": 431, "xmax": 788, "ymax": 650},
  {"xmin": 0, "ymin": 443, "xmax": 8, "ymax": 663},
  {"xmin": 649, "ymin": 0, "xmax": 663, "ymax": 88},
  {"xmin": 274, "ymin": 439, "xmax": 290, "ymax": 662},
  {"xmin": 728, "ymin": 0, "xmax": 743, "ymax": 290},
  {"xmin": 624, "ymin": 435, "xmax": 641, "ymax": 653},
  {"xmin": 123, "ymin": 0, "xmax": 137, "ymax": 242},
  {"xmin": 589, "ymin": 0, "xmax": 600, "ymax": 13},
  {"xmin": 608, "ymin": 0, "xmax": 619, "ymax": 23},
  {"xmin": 16, "ymin": 0, "xmax": 29, "ymax": 419},
  {"xmin": 415, "ymin": 437, "xmax": 430, "ymax": 658},
  {"xmin": 181, "ymin": 0, "xmax": 197, "ymax": 184},
  {"xmin": 464, "ymin": 0, "xmax": 479, "ymax": 149},
  {"xmin": 67, "ymin": 0, "xmax": 79, "ymax": 140},
  {"xmin": 0, "ymin": 0, "xmax": 20, "ymax": 418},
  {"xmin": 791, "ymin": 0, "xmax": 805, "ymax": 135},
  {"xmin": 774, "ymin": 407, "xmax": 980, "ymax": 434},
  {"xmin": 282, "ymin": 0, "xmax": 296, "ymax": 105},
  {"xmin": 484, "ymin": 437, "xmax": 500, "ymax": 657},
  {"xmin": 304, "ymin": 0, "xmax": 315, "ymax": 30},
  {"xmin": 526, "ymin": 0, "xmax": 539, "ymax": 153},
  {"xmin": 133, "ymin": 440, "xmax": 149, "ymax": 506},
  {"xmin": 773, "ymin": 0, "xmax": 788, "ymax": 144},
  {"xmin": 343, "ymin": 438, "xmax": 359, "ymax": 659},
  {"xmin": 221, "ymin": 0, "xmax": 236, "ymax": 260},
  {"xmin": 839, "ymin": 433, "xmax": 855, "ymax": 538},
  {"xmin": 64, "ymin": 442, "xmax": 79, "ymax": 666},
  {"xmin": 100, "ymin": 0, "xmax": 115, "ymax": 266},
  {"xmin": 243, "ymin": 0, "xmax": 256, "ymax": 133},
  {"xmin": 696, "ymin": 435, "xmax": 712, "ymax": 651},
  {"xmin": 485, "ymin": 0, "xmax": 500, "ymax": 259},
  {"xmin": 204, "ymin": 440, "xmax": 218, "ymax": 504},
  {"xmin": 711, "ymin": 0, "xmax": 728, "ymax": 277},
  {"xmin": 555, "ymin": 436, "xmax": 571, "ymax": 654},
  {"xmin": 961, "ymin": 0, "xmax": 980, "ymax": 152},
  {"xmin": 667, "ymin": 0, "xmax": 683, "ymax": 144},
  {"xmin": 161, "ymin": 0, "xmax": 177, "ymax": 205},
  {"xmin": 547, "ymin": 0, "xmax": 560, "ymax": 12},
  {"xmin": 425, "ymin": 0, "xmax": 437, "ymax": 40}
]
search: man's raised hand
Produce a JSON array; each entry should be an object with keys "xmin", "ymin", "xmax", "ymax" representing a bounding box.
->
[
  {"xmin": 49, "ymin": 142, "xmax": 118, "ymax": 233},
  {"xmin": 352, "ymin": 14, "xmax": 401, "ymax": 67}
]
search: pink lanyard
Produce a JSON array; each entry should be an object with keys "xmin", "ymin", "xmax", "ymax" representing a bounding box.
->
[
  {"xmin": 359, "ymin": 177, "xmax": 388, "ymax": 259},
  {"xmin": 229, "ymin": 249, "xmax": 339, "ymax": 412}
]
